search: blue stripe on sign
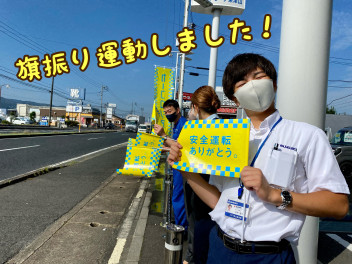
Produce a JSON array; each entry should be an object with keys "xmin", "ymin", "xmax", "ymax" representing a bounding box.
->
[
  {"xmin": 202, "ymin": 169, "xmax": 207, "ymax": 174},
  {"xmin": 230, "ymin": 172, "xmax": 235, "ymax": 177},
  {"xmin": 226, "ymin": 166, "xmax": 231, "ymax": 171},
  {"xmin": 183, "ymin": 162, "xmax": 187, "ymax": 166},
  {"xmin": 211, "ymin": 170, "xmax": 216, "ymax": 175},
  {"xmin": 220, "ymin": 119, "xmax": 224, "ymax": 124},
  {"xmin": 228, "ymin": 119, "xmax": 234, "ymax": 124},
  {"xmin": 233, "ymin": 124, "xmax": 238, "ymax": 128},
  {"xmin": 215, "ymin": 124, "xmax": 219, "ymax": 128},
  {"xmin": 207, "ymin": 165, "xmax": 212, "ymax": 169},
  {"xmin": 242, "ymin": 124, "xmax": 248, "ymax": 128},
  {"xmin": 199, "ymin": 124, "xmax": 202, "ymax": 128},
  {"xmin": 185, "ymin": 167, "xmax": 189, "ymax": 172},
  {"xmin": 224, "ymin": 124, "xmax": 228, "ymax": 129},
  {"xmin": 206, "ymin": 124, "xmax": 211, "ymax": 128},
  {"xmin": 216, "ymin": 165, "xmax": 221, "ymax": 170},
  {"xmin": 191, "ymin": 124, "xmax": 195, "ymax": 128},
  {"xmin": 220, "ymin": 171, "xmax": 225, "ymax": 176},
  {"xmin": 195, "ymin": 120, "xmax": 199, "ymax": 124},
  {"xmin": 190, "ymin": 163, "xmax": 194, "ymax": 168},
  {"xmin": 238, "ymin": 119, "xmax": 243, "ymax": 123},
  {"xmin": 198, "ymin": 164, "xmax": 203, "ymax": 169},
  {"xmin": 235, "ymin": 167, "xmax": 240, "ymax": 172},
  {"xmin": 193, "ymin": 168, "xmax": 198, "ymax": 173}
]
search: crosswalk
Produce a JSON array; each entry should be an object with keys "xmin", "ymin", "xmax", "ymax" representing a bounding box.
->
[
  {"xmin": 326, "ymin": 233, "xmax": 352, "ymax": 252},
  {"xmin": 318, "ymin": 231, "xmax": 352, "ymax": 263}
]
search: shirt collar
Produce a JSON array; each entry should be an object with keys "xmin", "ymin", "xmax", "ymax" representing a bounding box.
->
[
  {"xmin": 252, "ymin": 110, "xmax": 281, "ymax": 131},
  {"xmin": 205, "ymin": 114, "xmax": 219, "ymax": 120}
]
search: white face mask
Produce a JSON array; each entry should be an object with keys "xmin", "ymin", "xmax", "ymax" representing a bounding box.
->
[
  {"xmin": 188, "ymin": 107, "xmax": 199, "ymax": 120},
  {"xmin": 234, "ymin": 79, "xmax": 275, "ymax": 112}
]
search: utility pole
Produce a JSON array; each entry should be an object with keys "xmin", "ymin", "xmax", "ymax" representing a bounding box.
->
[
  {"xmin": 100, "ymin": 85, "xmax": 108, "ymax": 128},
  {"xmin": 276, "ymin": 0, "xmax": 332, "ymax": 262},
  {"xmin": 48, "ymin": 77, "xmax": 54, "ymax": 127},
  {"xmin": 178, "ymin": 0, "xmax": 190, "ymax": 112}
]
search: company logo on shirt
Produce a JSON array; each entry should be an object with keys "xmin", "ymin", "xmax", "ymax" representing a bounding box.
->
[{"xmin": 279, "ymin": 144, "xmax": 297, "ymax": 152}]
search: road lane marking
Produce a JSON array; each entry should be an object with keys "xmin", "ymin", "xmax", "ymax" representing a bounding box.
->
[
  {"xmin": 47, "ymin": 142, "xmax": 127, "ymax": 168},
  {"xmin": 87, "ymin": 137, "xmax": 103, "ymax": 140},
  {"xmin": 0, "ymin": 145, "xmax": 40, "ymax": 152},
  {"xmin": 327, "ymin": 233, "xmax": 352, "ymax": 252}
]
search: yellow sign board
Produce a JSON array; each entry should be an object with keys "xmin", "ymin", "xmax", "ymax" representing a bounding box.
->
[{"xmin": 173, "ymin": 119, "xmax": 250, "ymax": 178}]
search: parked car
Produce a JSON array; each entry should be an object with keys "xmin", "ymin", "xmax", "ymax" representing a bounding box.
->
[
  {"xmin": 12, "ymin": 117, "xmax": 30, "ymax": 125},
  {"xmin": 105, "ymin": 123, "xmax": 115, "ymax": 129},
  {"xmin": 331, "ymin": 126, "xmax": 352, "ymax": 189},
  {"xmin": 138, "ymin": 124, "xmax": 148, "ymax": 133}
]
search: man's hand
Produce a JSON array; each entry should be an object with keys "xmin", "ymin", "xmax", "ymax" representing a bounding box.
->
[
  {"xmin": 240, "ymin": 166, "xmax": 280, "ymax": 204},
  {"xmin": 167, "ymin": 141, "xmax": 183, "ymax": 166},
  {"xmin": 154, "ymin": 124, "xmax": 166, "ymax": 137}
]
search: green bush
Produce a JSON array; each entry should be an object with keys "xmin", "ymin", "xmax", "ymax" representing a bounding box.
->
[
  {"xmin": 1, "ymin": 120, "xmax": 11, "ymax": 125},
  {"xmin": 65, "ymin": 120, "xmax": 79, "ymax": 127}
]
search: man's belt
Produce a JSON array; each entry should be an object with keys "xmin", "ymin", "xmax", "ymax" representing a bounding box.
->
[{"xmin": 217, "ymin": 226, "xmax": 290, "ymax": 254}]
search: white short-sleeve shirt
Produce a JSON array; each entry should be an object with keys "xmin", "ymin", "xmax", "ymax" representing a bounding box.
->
[{"xmin": 209, "ymin": 110, "xmax": 350, "ymax": 244}]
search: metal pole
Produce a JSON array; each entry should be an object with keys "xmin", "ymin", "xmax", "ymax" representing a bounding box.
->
[
  {"xmin": 100, "ymin": 85, "xmax": 103, "ymax": 128},
  {"xmin": 48, "ymin": 77, "xmax": 54, "ymax": 127},
  {"xmin": 174, "ymin": 53, "xmax": 179, "ymax": 100},
  {"xmin": 208, "ymin": 8, "xmax": 221, "ymax": 89},
  {"xmin": 178, "ymin": 0, "xmax": 190, "ymax": 112},
  {"xmin": 79, "ymin": 100, "xmax": 82, "ymax": 133},
  {"xmin": 164, "ymin": 224, "xmax": 184, "ymax": 264},
  {"xmin": 276, "ymin": 0, "xmax": 333, "ymax": 263}
]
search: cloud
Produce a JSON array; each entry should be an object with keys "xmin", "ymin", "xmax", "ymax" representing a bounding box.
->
[{"xmin": 331, "ymin": 10, "xmax": 352, "ymax": 51}]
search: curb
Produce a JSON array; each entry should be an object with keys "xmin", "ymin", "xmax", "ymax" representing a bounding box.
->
[{"xmin": 108, "ymin": 179, "xmax": 150, "ymax": 264}]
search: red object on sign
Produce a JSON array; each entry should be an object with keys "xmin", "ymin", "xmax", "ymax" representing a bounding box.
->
[
  {"xmin": 183, "ymin": 92, "xmax": 193, "ymax": 101},
  {"xmin": 217, "ymin": 107, "xmax": 237, "ymax": 114}
]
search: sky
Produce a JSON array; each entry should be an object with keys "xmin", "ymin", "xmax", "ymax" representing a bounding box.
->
[{"xmin": 0, "ymin": 0, "xmax": 352, "ymax": 118}]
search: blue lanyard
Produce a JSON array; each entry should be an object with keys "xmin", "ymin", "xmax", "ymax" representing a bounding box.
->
[{"xmin": 238, "ymin": 116, "xmax": 283, "ymax": 199}]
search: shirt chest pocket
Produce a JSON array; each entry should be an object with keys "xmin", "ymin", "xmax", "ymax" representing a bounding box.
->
[{"xmin": 263, "ymin": 148, "xmax": 298, "ymax": 189}]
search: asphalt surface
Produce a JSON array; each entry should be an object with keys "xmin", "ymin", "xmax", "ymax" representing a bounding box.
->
[
  {"xmin": 0, "ymin": 131, "xmax": 134, "ymax": 181},
  {"xmin": 0, "ymin": 140, "xmax": 132, "ymax": 263}
]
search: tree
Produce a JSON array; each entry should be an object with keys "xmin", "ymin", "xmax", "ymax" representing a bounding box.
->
[
  {"xmin": 326, "ymin": 106, "xmax": 336, "ymax": 114},
  {"xmin": 29, "ymin": 111, "xmax": 36, "ymax": 122}
]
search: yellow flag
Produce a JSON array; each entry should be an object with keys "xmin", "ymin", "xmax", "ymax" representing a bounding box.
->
[
  {"xmin": 154, "ymin": 67, "xmax": 174, "ymax": 136},
  {"xmin": 116, "ymin": 146, "xmax": 162, "ymax": 177},
  {"xmin": 135, "ymin": 132, "xmax": 164, "ymax": 148},
  {"xmin": 172, "ymin": 119, "xmax": 250, "ymax": 178}
]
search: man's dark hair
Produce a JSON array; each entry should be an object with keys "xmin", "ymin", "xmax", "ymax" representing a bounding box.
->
[
  {"xmin": 163, "ymin": 99, "xmax": 179, "ymax": 109},
  {"xmin": 222, "ymin": 53, "xmax": 277, "ymax": 100}
]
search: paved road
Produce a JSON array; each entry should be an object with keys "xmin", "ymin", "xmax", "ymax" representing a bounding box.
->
[{"xmin": 0, "ymin": 131, "xmax": 135, "ymax": 181}]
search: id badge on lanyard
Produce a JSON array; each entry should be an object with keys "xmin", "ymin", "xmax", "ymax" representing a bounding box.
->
[{"xmin": 225, "ymin": 198, "xmax": 250, "ymax": 222}]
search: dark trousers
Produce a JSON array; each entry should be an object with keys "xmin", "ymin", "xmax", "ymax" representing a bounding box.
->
[
  {"xmin": 194, "ymin": 218, "xmax": 216, "ymax": 264},
  {"xmin": 207, "ymin": 226, "xmax": 296, "ymax": 264}
]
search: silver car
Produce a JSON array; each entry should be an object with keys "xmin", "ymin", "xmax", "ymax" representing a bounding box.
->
[{"xmin": 331, "ymin": 126, "xmax": 352, "ymax": 189}]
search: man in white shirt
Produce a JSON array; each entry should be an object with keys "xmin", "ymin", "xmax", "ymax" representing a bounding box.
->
[{"xmin": 167, "ymin": 53, "xmax": 350, "ymax": 263}]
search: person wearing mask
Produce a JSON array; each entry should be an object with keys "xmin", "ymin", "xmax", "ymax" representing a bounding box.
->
[
  {"xmin": 167, "ymin": 53, "xmax": 350, "ymax": 263},
  {"xmin": 154, "ymin": 99, "xmax": 192, "ymax": 263},
  {"xmin": 187, "ymin": 85, "xmax": 221, "ymax": 264}
]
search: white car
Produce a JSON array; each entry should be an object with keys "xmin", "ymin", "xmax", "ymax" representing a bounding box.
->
[
  {"xmin": 12, "ymin": 117, "xmax": 30, "ymax": 125},
  {"xmin": 138, "ymin": 124, "xmax": 148, "ymax": 133}
]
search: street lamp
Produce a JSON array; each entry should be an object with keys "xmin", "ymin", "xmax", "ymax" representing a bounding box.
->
[
  {"xmin": 194, "ymin": 0, "xmax": 213, "ymax": 8},
  {"xmin": 0, "ymin": 84, "xmax": 10, "ymax": 109},
  {"xmin": 169, "ymin": 51, "xmax": 193, "ymax": 101}
]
